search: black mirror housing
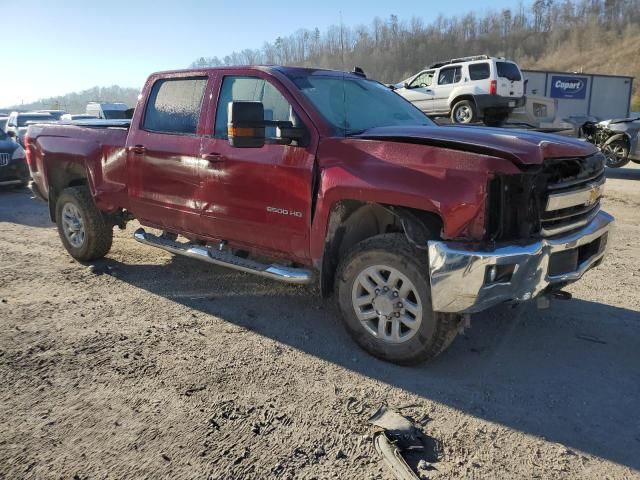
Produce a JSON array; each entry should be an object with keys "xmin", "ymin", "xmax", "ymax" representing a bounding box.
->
[
  {"xmin": 227, "ymin": 101, "xmax": 265, "ymax": 148},
  {"xmin": 6, "ymin": 130, "xmax": 16, "ymax": 138}
]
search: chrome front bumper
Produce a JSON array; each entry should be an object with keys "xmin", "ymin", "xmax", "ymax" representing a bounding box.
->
[{"xmin": 427, "ymin": 210, "xmax": 613, "ymax": 313}]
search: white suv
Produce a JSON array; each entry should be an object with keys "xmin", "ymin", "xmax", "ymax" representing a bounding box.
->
[{"xmin": 395, "ymin": 55, "xmax": 525, "ymax": 126}]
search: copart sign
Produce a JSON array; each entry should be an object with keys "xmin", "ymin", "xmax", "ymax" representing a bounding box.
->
[{"xmin": 550, "ymin": 75, "xmax": 588, "ymax": 99}]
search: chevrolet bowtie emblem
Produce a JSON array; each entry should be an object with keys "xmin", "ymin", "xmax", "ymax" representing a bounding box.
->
[{"xmin": 587, "ymin": 183, "xmax": 602, "ymax": 206}]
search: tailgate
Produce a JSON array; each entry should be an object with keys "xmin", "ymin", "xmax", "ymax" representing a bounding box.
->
[{"xmin": 496, "ymin": 61, "xmax": 524, "ymax": 99}]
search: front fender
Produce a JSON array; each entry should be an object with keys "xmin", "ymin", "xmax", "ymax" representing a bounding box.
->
[{"xmin": 309, "ymin": 137, "xmax": 517, "ymax": 263}]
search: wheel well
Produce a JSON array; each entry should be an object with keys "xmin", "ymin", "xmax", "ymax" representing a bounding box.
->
[
  {"xmin": 606, "ymin": 133, "xmax": 631, "ymax": 149},
  {"xmin": 46, "ymin": 164, "xmax": 88, "ymax": 221},
  {"xmin": 450, "ymin": 95, "xmax": 476, "ymax": 110},
  {"xmin": 320, "ymin": 201, "xmax": 443, "ymax": 297}
]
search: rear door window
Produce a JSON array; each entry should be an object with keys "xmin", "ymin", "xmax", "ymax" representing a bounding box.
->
[
  {"xmin": 468, "ymin": 63, "xmax": 490, "ymax": 80},
  {"xmin": 143, "ymin": 77, "xmax": 207, "ymax": 135},
  {"xmin": 438, "ymin": 66, "xmax": 462, "ymax": 85},
  {"xmin": 214, "ymin": 76, "xmax": 298, "ymax": 139},
  {"xmin": 496, "ymin": 62, "xmax": 522, "ymax": 81}
]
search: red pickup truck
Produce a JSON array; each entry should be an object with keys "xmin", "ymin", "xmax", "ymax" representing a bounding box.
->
[{"xmin": 25, "ymin": 66, "xmax": 612, "ymax": 364}]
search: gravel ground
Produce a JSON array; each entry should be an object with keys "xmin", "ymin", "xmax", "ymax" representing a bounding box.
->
[{"xmin": 0, "ymin": 165, "xmax": 639, "ymax": 480}]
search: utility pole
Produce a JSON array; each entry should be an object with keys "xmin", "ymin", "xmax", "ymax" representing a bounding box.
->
[{"xmin": 340, "ymin": 11, "xmax": 345, "ymax": 69}]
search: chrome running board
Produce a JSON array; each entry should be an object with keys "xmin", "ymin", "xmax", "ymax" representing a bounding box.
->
[{"xmin": 133, "ymin": 228, "xmax": 313, "ymax": 285}]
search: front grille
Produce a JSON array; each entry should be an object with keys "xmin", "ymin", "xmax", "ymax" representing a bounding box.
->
[
  {"xmin": 486, "ymin": 153, "xmax": 606, "ymax": 241},
  {"xmin": 0, "ymin": 153, "xmax": 9, "ymax": 167},
  {"xmin": 540, "ymin": 154, "xmax": 605, "ymax": 237}
]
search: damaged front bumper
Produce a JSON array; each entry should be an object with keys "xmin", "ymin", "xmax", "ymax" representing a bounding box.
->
[{"xmin": 427, "ymin": 210, "xmax": 613, "ymax": 313}]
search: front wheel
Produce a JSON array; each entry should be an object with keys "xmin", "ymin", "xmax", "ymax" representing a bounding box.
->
[
  {"xmin": 602, "ymin": 139, "xmax": 630, "ymax": 168},
  {"xmin": 55, "ymin": 186, "xmax": 113, "ymax": 261},
  {"xmin": 336, "ymin": 234, "xmax": 461, "ymax": 365}
]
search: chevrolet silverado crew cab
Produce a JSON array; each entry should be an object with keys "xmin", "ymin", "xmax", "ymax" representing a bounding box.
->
[
  {"xmin": 26, "ymin": 66, "xmax": 612, "ymax": 364},
  {"xmin": 395, "ymin": 55, "xmax": 526, "ymax": 126}
]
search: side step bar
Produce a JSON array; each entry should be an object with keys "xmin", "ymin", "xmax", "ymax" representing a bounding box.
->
[{"xmin": 133, "ymin": 228, "xmax": 313, "ymax": 285}]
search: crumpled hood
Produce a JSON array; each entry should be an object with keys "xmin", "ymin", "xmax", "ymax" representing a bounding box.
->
[{"xmin": 355, "ymin": 125, "xmax": 598, "ymax": 165}]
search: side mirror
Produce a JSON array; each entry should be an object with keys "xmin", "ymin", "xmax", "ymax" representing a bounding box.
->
[
  {"xmin": 227, "ymin": 101, "xmax": 265, "ymax": 148},
  {"xmin": 403, "ymin": 82, "xmax": 410, "ymax": 89},
  {"xmin": 6, "ymin": 130, "xmax": 15, "ymax": 138}
]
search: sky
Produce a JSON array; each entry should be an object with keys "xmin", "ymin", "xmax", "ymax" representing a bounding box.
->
[{"xmin": 0, "ymin": 0, "xmax": 520, "ymax": 108}]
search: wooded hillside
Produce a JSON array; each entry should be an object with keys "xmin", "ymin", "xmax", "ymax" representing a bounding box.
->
[
  {"xmin": 6, "ymin": 86, "xmax": 139, "ymax": 114},
  {"xmin": 191, "ymin": 0, "xmax": 640, "ymax": 110}
]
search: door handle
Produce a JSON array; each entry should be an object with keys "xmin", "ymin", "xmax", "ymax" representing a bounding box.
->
[
  {"xmin": 130, "ymin": 145, "xmax": 146, "ymax": 155},
  {"xmin": 202, "ymin": 152, "xmax": 225, "ymax": 163}
]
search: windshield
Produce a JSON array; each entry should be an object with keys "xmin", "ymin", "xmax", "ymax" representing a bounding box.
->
[
  {"xmin": 17, "ymin": 115, "xmax": 53, "ymax": 127},
  {"xmin": 290, "ymin": 75, "xmax": 433, "ymax": 134},
  {"xmin": 0, "ymin": 128, "xmax": 6, "ymax": 140},
  {"xmin": 496, "ymin": 62, "xmax": 522, "ymax": 81},
  {"xmin": 103, "ymin": 110, "xmax": 129, "ymax": 119}
]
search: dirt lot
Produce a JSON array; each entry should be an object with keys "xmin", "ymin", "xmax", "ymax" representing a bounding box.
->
[{"xmin": 1, "ymin": 166, "xmax": 639, "ymax": 480}]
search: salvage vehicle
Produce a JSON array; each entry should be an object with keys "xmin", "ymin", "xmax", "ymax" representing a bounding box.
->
[
  {"xmin": 0, "ymin": 128, "xmax": 29, "ymax": 187},
  {"xmin": 394, "ymin": 55, "xmax": 525, "ymax": 126},
  {"xmin": 581, "ymin": 117, "xmax": 640, "ymax": 168},
  {"xmin": 25, "ymin": 66, "xmax": 612, "ymax": 364},
  {"xmin": 5, "ymin": 112, "xmax": 55, "ymax": 146}
]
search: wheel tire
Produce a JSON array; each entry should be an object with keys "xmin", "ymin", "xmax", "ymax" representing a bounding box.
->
[
  {"xmin": 335, "ymin": 233, "xmax": 461, "ymax": 365},
  {"xmin": 602, "ymin": 140, "xmax": 630, "ymax": 168},
  {"xmin": 450, "ymin": 100, "xmax": 477, "ymax": 124},
  {"xmin": 55, "ymin": 186, "xmax": 113, "ymax": 261}
]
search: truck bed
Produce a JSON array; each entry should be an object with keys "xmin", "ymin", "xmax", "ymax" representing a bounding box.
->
[
  {"xmin": 26, "ymin": 122, "xmax": 130, "ymax": 211},
  {"xmin": 56, "ymin": 119, "xmax": 131, "ymax": 129}
]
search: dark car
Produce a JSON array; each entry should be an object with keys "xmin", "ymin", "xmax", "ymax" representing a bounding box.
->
[
  {"xmin": 0, "ymin": 128, "xmax": 29, "ymax": 187},
  {"xmin": 5, "ymin": 112, "xmax": 55, "ymax": 146}
]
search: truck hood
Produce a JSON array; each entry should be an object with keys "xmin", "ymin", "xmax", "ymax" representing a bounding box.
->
[{"xmin": 355, "ymin": 125, "xmax": 597, "ymax": 166}]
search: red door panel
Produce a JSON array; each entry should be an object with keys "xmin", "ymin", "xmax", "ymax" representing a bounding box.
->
[{"xmin": 198, "ymin": 71, "xmax": 317, "ymax": 262}]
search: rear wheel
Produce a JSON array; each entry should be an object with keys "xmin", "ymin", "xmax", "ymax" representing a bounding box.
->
[
  {"xmin": 336, "ymin": 234, "xmax": 460, "ymax": 365},
  {"xmin": 450, "ymin": 100, "xmax": 477, "ymax": 124},
  {"xmin": 55, "ymin": 186, "xmax": 113, "ymax": 261},
  {"xmin": 602, "ymin": 139, "xmax": 630, "ymax": 168}
]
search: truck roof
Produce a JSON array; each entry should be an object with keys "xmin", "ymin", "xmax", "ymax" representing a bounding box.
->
[{"xmin": 149, "ymin": 65, "xmax": 369, "ymax": 81}]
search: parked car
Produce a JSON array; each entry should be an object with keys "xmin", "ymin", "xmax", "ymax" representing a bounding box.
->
[
  {"xmin": 86, "ymin": 102, "xmax": 129, "ymax": 119},
  {"xmin": 26, "ymin": 65, "xmax": 612, "ymax": 364},
  {"xmin": 581, "ymin": 116, "xmax": 640, "ymax": 168},
  {"xmin": 0, "ymin": 128, "xmax": 29, "ymax": 187},
  {"xmin": 5, "ymin": 112, "xmax": 55, "ymax": 146},
  {"xmin": 394, "ymin": 55, "xmax": 526, "ymax": 126},
  {"xmin": 37, "ymin": 109, "xmax": 67, "ymax": 120},
  {"xmin": 60, "ymin": 114, "xmax": 99, "ymax": 121}
]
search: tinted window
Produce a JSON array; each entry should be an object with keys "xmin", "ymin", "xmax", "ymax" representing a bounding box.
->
[
  {"xmin": 214, "ymin": 76, "xmax": 296, "ymax": 139},
  {"xmin": 103, "ymin": 110, "xmax": 129, "ymax": 120},
  {"xmin": 290, "ymin": 75, "xmax": 432, "ymax": 135},
  {"xmin": 143, "ymin": 77, "xmax": 207, "ymax": 134},
  {"xmin": 17, "ymin": 114, "xmax": 54, "ymax": 127},
  {"xmin": 496, "ymin": 62, "xmax": 522, "ymax": 81},
  {"xmin": 438, "ymin": 66, "xmax": 462, "ymax": 85},
  {"xmin": 468, "ymin": 63, "xmax": 490, "ymax": 80}
]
